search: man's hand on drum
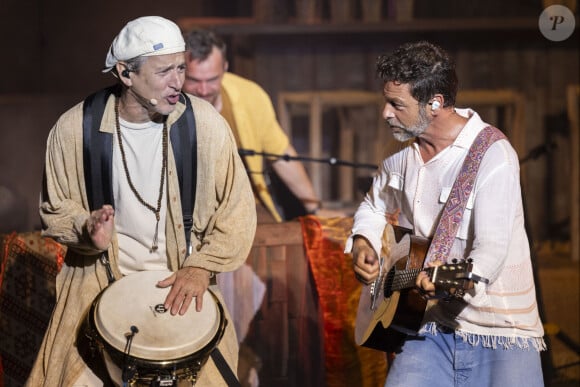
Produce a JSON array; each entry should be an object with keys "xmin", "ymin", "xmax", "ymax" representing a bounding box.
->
[
  {"xmin": 157, "ymin": 267, "xmax": 211, "ymax": 315},
  {"xmin": 86, "ymin": 205, "xmax": 115, "ymax": 251},
  {"xmin": 352, "ymin": 236, "xmax": 380, "ymax": 285}
]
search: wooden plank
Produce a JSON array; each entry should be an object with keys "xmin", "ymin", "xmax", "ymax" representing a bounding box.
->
[
  {"xmin": 310, "ymin": 95, "xmax": 323, "ymax": 197},
  {"xmin": 177, "ymin": 17, "xmax": 542, "ymax": 36},
  {"xmin": 277, "ymin": 90, "xmax": 384, "ymax": 205},
  {"xmin": 240, "ymin": 221, "xmax": 323, "ymax": 386},
  {"xmin": 568, "ymin": 85, "xmax": 580, "ymax": 261},
  {"xmin": 253, "ymin": 221, "xmax": 303, "ymax": 246},
  {"xmin": 338, "ymin": 108, "xmax": 355, "ymax": 202}
]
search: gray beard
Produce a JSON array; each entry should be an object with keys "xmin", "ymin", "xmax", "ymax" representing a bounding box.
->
[{"xmin": 391, "ymin": 109, "xmax": 430, "ymax": 142}]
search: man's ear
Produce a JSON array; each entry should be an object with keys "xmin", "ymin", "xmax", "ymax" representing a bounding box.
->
[
  {"xmin": 224, "ymin": 60, "xmax": 229, "ymax": 73},
  {"xmin": 429, "ymin": 94, "xmax": 444, "ymax": 114},
  {"xmin": 116, "ymin": 63, "xmax": 132, "ymax": 86}
]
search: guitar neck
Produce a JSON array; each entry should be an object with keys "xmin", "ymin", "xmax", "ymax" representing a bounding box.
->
[{"xmin": 390, "ymin": 267, "xmax": 433, "ymax": 291}]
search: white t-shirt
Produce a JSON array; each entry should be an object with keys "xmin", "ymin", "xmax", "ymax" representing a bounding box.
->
[{"xmin": 113, "ymin": 117, "xmax": 168, "ymax": 274}]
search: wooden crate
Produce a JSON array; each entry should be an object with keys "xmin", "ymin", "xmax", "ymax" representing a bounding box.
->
[
  {"xmin": 277, "ymin": 90, "xmax": 384, "ymax": 204},
  {"xmin": 237, "ymin": 221, "xmax": 325, "ymax": 386}
]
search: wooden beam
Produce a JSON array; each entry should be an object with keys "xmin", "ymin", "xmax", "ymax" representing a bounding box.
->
[{"xmin": 567, "ymin": 85, "xmax": 580, "ymax": 261}]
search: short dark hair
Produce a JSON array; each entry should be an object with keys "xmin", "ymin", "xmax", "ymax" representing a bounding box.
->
[
  {"xmin": 376, "ymin": 41, "xmax": 458, "ymax": 107},
  {"xmin": 183, "ymin": 29, "xmax": 227, "ymax": 61}
]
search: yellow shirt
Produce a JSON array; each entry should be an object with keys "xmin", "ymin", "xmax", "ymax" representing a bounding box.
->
[{"xmin": 221, "ymin": 72, "xmax": 289, "ymax": 222}]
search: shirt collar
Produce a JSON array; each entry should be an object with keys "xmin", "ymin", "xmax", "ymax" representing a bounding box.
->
[{"xmin": 452, "ymin": 108, "xmax": 490, "ymax": 150}]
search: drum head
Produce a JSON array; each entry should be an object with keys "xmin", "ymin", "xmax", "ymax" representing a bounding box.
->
[{"xmin": 94, "ymin": 270, "xmax": 220, "ymax": 361}]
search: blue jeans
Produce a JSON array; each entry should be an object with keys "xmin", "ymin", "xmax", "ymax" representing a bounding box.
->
[{"xmin": 385, "ymin": 325, "xmax": 544, "ymax": 387}]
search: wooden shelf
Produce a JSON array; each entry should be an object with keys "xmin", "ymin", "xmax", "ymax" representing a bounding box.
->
[{"xmin": 178, "ymin": 17, "xmax": 542, "ymax": 35}]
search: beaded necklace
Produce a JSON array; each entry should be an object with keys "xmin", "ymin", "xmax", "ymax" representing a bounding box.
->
[{"xmin": 115, "ymin": 97, "xmax": 167, "ymax": 252}]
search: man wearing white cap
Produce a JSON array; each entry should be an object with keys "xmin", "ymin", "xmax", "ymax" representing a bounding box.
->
[{"xmin": 26, "ymin": 16, "xmax": 256, "ymax": 386}]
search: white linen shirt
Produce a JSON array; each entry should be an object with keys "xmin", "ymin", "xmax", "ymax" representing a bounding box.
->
[{"xmin": 346, "ymin": 109, "xmax": 545, "ymax": 347}]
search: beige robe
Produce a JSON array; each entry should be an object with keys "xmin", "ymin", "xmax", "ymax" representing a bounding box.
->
[{"xmin": 26, "ymin": 91, "xmax": 257, "ymax": 386}]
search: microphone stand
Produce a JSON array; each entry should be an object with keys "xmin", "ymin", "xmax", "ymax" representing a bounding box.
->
[
  {"xmin": 238, "ymin": 149, "xmax": 378, "ymax": 170},
  {"xmin": 238, "ymin": 148, "xmax": 377, "ymax": 219}
]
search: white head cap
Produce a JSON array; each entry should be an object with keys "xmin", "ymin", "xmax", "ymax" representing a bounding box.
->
[{"xmin": 103, "ymin": 16, "xmax": 185, "ymax": 73}]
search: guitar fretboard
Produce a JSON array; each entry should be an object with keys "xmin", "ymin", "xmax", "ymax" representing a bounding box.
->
[{"xmin": 387, "ymin": 267, "xmax": 435, "ymax": 292}]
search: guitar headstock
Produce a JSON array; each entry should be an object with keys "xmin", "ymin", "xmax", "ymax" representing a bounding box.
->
[{"xmin": 430, "ymin": 261, "xmax": 476, "ymax": 299}]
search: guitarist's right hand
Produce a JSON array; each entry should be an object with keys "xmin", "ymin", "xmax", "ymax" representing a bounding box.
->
[{"xmin": 352, "ymin": 236, "xmax": 379, "ymax": 285}]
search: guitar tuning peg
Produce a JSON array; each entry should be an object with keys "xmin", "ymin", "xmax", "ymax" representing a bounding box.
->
[{"xmin": 452, "ymin": 258, "xmax": 458, "ymax": 263}]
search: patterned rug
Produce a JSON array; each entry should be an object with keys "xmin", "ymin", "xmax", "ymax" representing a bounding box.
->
[{"xmin": 0, "ymin": 232, "xmax": 64, "ymax": 387}]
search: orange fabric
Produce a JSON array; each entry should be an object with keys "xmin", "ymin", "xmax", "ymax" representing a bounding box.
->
[{"xmin": 300, "ymin": 216, "xmax": 387, "ymax": 387}]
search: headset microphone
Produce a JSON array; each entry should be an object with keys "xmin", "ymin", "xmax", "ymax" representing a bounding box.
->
[
  {"xmin": 129, "ymin": 88, "xmax": 159, "ymax": 107},
  {"xmin": 431, "ymin": 100, "xmax": 441, "ymax": 110}
]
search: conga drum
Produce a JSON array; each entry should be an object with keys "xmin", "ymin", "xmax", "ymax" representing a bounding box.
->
[{"xmin": 85, "ymin": 270, "xmax": 226, "ymax": 386}]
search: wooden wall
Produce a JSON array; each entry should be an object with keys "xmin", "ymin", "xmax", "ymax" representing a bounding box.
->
[
  {"xmin": 192, "ymin": 17, "xmax": 579, "ymax": 243},
  {"xmin": 0, "ymin": 0, "xmax": 578, "ymax": 246}
]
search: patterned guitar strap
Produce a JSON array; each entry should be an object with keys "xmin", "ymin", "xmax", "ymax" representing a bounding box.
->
[{"xmin": 425, "ymin": 125, "xmax": 507, "ymax": 265}]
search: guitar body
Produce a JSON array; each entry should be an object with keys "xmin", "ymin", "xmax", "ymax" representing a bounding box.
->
[
  {"xmin": 354, "ymin": 225, "xmax": 481, "ymax": 352},
  {"xmin": 354, "ymin": 229, "xmax": 430, "ymax": 352}
]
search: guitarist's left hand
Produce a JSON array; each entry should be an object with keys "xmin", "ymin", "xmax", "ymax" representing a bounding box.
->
[
  {"xmin": 416, "ymin": 260, "xmax": 444, "ymax": 298},
  {"xmin": 352, "ymin": 236, "xmax": 380, "ymax": 285}
]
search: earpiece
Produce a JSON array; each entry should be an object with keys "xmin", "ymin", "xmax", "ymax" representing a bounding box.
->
[
  {"xmin": 121, "ymin": 69, "xmax": 131, "ymax": 78},
  {"xmin": 431, "ymin": 100, "xmax": 441, "ymax": 110}
]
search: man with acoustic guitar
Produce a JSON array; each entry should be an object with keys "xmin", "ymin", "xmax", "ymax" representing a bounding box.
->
[{"xmin": 348, "ymin": 41, "xmax": 545, "ymax": 386}]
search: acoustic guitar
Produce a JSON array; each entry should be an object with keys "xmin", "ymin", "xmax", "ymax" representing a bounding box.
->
[{"xmin": 354, "ymin": 224, "xmax": 488, "ymax": 352}]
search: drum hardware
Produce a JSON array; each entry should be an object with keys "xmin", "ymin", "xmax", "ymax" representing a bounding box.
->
[
  {"xmin": 121, "ymin": 325, "xmax": 139, "ymax": 384},
  {"xmin": 100, "ymin": 252, "xmax": 116, "ymax": 284}
]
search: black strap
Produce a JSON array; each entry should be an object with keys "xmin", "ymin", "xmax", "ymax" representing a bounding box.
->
[
  {"xmin": 211, "ymin": 348, "xmax": 241, "ymax": 387},
  {"xmin": 82, "ymin": 87, "xmax": 197, "ymax": 230},
  {"xmin": 82, "ymin": 86, "xmax": 118, "ymax": 284},
  {"xmin": 169, "ymin": 94, "xmax": 197, "ymax": 252},
  {"xmin": 82, "ymin": 85, "xmax": 118, "ymax": 211}
]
